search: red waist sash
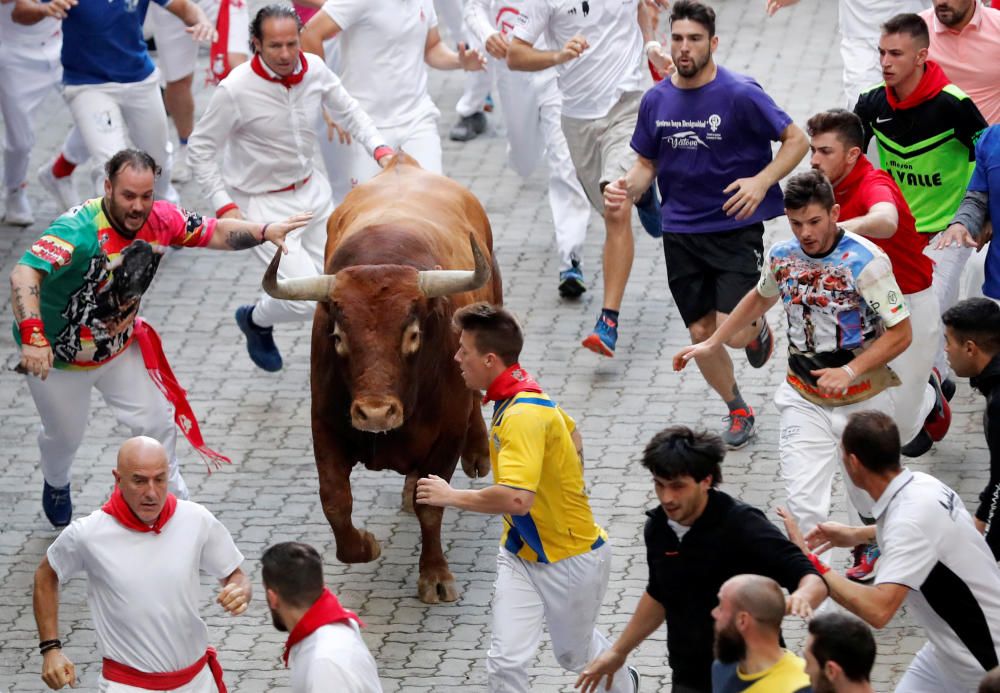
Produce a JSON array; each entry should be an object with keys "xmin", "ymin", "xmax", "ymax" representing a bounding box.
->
[{"xmin": 102, "ymin": 647, "xmax": 226, "ymax": 692}]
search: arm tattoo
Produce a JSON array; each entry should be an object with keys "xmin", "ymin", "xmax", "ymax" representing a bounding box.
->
[
  {"xmin": 225, "ymin": 229, "xmax": 259, "ymax": 251},
  {"xmin": 29, "ymin": 285, "xmax": 40, "ymax": 297}
]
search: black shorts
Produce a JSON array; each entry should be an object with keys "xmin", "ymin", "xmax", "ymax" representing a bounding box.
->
[{"xmin": 662, "ymin": 223, "xmax": 765, "ymax": 326}]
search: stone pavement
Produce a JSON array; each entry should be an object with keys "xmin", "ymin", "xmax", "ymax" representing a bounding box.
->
[{"xmin": 0, "ymin": 1, "xmax": 990, "ymax": 691}]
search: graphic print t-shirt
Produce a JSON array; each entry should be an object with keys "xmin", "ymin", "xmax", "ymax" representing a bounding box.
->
[
  {"xmin": 630, "ymin": 66, "xmax": 792, "ymax": 234},
  {"xmin": 15, "ymin": 199, "xmax": 216, "ymax": 369}
]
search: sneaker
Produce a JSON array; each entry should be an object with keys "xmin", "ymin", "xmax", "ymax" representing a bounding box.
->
[
  {"xmin": 42, "ymin": 481, "xmax": 72, "ymax": 528},
  {"xmin": 3, "ymin": 187, "xmax": 34, "ymax": 226},
  {"xmin": 722, "ymin": 408, "xmax": 756, "ymax": 449},
  {"xmin": 901, "ymin": 428, "xmax": 933, "ymax": 458},
  {"xmin": 745, "ymin": 319, "xmax": 774, "ymax": 369},
  {"xmin": 941, "ymin": 377, "xmax": 956, "ymax": 402},
  {"xmin": 170, "ymin": 144, "xmax": 192, "ymax": 183},
  {"xmin": 634, "ymin": 184, "xmax": 662, "ymax": 239},
  {"xmin": 37, "ymin": 162, "xmax": 77, "ymax": 212},
  {"xmin": 846, "ymin": 543, "xmax": 880, "ymax": 582},
  {"xmin": 581, "ymin": 313, "xmax": 618, "ymax": 357},
  {"xmin": 558, "ymin": 261, "xmax": 586, "ymax": 299},
  {"xmin": 627, "ymin": 665, "xmax": 641, "ymax": 693},
  {"xmin": 449, "ymin": 112, "xmax": 487, "ymax": 142},
  {"xmin": 235, "ymin": 305, "xmax": 283, "ymax": 372},
  {"xmin": 924, "ymin": 368, "xmax": 952, "ymax": 442}
]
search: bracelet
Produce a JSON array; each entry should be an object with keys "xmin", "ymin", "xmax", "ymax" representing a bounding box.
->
[
  {"xmin": 19, "ymin": 318, "xmax": 49, "ymax": 348},
  {"xmin": 807, "ymin": 552, "xmax": 830, "ymax": 576},
  {"xmin": 39, "ymin": 639, "xmax": 62, "ymax": 654},
  {"xmin": 840, "ymin": 364, "xmax": 857, "ymax": 381},
  {"xmin": 644, "ymin": 40, "xmax": 662, "ymax": 55},
  {"xmin": 215, "ymin": 202, "xmax": 239, "ymax": 218},
  {"xmin": 259, "ymin": 223, "xmax": 270, "ymax": 244},
  {"xmin": 373, "ymin": 145, "xmax": 395, "ymax": 162}
]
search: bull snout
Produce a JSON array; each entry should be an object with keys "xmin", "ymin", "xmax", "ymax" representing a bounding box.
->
[{"xmin": 350, "ymin": 397, "xmax": 404, "ymax": 433}]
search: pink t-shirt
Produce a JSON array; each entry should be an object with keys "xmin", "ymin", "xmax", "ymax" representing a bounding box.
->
[
  {"xmin": 921, "ymin": 4, "xmax": 1000, "ymax": 124},
  {"xmin": 293, "ymin": 3, "xmax": 320, "ymax": 24}
]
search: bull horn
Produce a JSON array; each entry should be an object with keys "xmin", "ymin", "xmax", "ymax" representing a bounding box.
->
[
  {"xmin": 261, "ymin": 247, "xmax": 336, "ymax": 301},
  {"xmin": 417, "ymin": 233, "xmax": 491, "ymax": 298}
]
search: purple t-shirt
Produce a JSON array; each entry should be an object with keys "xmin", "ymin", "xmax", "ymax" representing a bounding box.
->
[{"xmin": 631, "ymin": 66, "xmax": 792, "ymax": 234}]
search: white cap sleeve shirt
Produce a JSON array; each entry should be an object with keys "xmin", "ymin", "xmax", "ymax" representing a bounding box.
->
[
  {"xmin": 46, "ymin": 500, "xmax": 244, "ymax": 673},
  {"xmin": 289, "ymin": 622, "xmax": 383, "ymax": 693},
  {"xmin": 321, "ymin": 0, "xmax": 440, "ymax": 129},
  {"xmin": 512, "ymin": 0, "xmax": 646, "ymax": 120},
  {"xmin": 874, "ymin": 470, "xmax": 1000, "ymax": 687}
]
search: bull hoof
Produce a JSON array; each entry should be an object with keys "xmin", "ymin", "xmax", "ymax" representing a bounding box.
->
[
  {"xmin": 417, "ymin": 572, "xmax": 460, "ymax": 604},
  {"xmin": 461, "ymin": 452, "xmax": 491, "ymax": 480},
  {"xmin": 335, "ymin": 530, "xmax": 382, "ymax": 564}
]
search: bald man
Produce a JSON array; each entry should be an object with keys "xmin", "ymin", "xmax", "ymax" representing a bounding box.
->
[
  {"xmin": 710, "ymin": 575, "xmax": 812, "ymax": 693},
  {"xmin": 32, "ymin": 437, "xmax": 249, "ymax": 692}
]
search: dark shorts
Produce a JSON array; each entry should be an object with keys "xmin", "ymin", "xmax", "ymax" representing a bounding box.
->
[{"xmin": 662, "ymin": 223, "xmax": 765, "ymax": 326}]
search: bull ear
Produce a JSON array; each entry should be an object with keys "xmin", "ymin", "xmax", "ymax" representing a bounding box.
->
[
  {"xmin": 417, "ymin": 233, "xmax": 491, "ymax": 299},
  {"xmin": 261, "ymin": 247, "xmax": 336, "ymax": 301}
]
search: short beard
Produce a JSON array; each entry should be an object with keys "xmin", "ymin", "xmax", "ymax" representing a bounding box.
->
[
  {"xmin": 676, "ymin": 53, "xmax": 710, "ymax": 79},
  {"xmin": 714, "ymin": 622, "xmax": 746, "ymax": 664},
  {"xmin": 270, "ymin": 607, "xmax": 288, "ymax": 632},
  {"xmin": 812, "ymin": 671, "xmax": 835, "ymax": 693},
  {"xmin": 935, "ymin": 3, "xmax": 969, "ymax": 27}
]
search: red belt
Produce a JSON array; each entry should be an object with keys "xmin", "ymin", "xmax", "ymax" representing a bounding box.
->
[
  {"xmin": 267, "ymin": 175, "xmax": 311, "ymax": 193},
  {"xmin": 102, "ymin": 647, "xmax": 227, "ymax": 692}
]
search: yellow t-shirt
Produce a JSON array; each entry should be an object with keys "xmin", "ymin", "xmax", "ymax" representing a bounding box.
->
[
  {"xmin": 711, "ymin": 650, "xmax": 812, "ymax": 693},
  {"xmin": 489, "ymin": 392, "xmax": 607, "ymax": 563}
]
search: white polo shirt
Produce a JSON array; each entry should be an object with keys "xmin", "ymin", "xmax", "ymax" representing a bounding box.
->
[
  {"xmin": 47, "ymin": 500, "xmax": 244, "ymax": 673},
  {"xmin": 512, "ymin": 0, "xmax": 646, "ymax": 120},
  {"xmin": 288, "ymin": 622, "xmax": 383, "ymax": 693},
  {"xmin": 321, "ymin": 0, "xmax": 440, "ymax": 129},
  {"xmin": 874, "ymin": 469, "xmax": 1000, "ymax": 687}
]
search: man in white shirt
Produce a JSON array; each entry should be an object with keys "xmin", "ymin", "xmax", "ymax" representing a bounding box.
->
[
  {"xmin": 463, "ymin": 0, "xmax": 592, "ymax": 298},
  {"xmin": 263, "ymin": 541, "xmax": 382, "ymax": 693},
  {"xmin": 507, "ymin": 0, "xmax": 660, "ymax": 357},
  {"xmin": 188, "ymin": 5, "xmax": 392, "ymax": 372},
  {"xmin": 790, "ymin": 411, "xmax": 1000, "ymax": 693},
  {"xmin": 32, "ymin": 436, "xmax": 251, "ymax": 691}
]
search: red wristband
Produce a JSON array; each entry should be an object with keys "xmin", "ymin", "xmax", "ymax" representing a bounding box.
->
[
  {"xmin": 216, "ymin": 202, "xmax": 239, "ymax": 217},
  {"xmin": 807, "ymin": 552, "xmax": 830, "ymax": 575},
  {"xmin": 19, "ymin": 318, "xmax": 49, "ymax": 348},
  {"xmin": 259, "ymin": 223, "xmax": 270, "ymax": 243},
  {"xmin": 373, "ymin": 145, "xmax": 395, "ymax": 162}
]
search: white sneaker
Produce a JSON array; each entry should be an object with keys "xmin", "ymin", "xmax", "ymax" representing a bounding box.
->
[
  {"xmin": 3, "ymin": 187, "xmax": 34, "ymax": 226},
  {"xmin": 170, "ymin": 144, "xmax": 192, "ymax": 183},
  {"xmin": 37, "ymin": 162, "xmax": 77, "ymax": 212}
]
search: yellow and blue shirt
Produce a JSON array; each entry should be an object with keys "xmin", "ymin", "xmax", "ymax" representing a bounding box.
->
[
  {"xmin": 710, "ymin": 651, "xmax": 811, "ymax": 693},
  {"xmin": 489, "ymin": 391, "xmax": 607, "ymax": 563}
]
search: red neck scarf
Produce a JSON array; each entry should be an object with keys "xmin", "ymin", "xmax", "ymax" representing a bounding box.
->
[
  {"xmin": 885, "ymin": 60, "xmax": 950, "ymax": 110},
  {"xmin": 102, "ymin": 485, "xmax": 177, "ymax": 534},
  {"xmin": 483, "ymin": 363, "xmax": 543, "ymax": 403},
  {"xmin": 283, "ymin": 589, "xmax": 363, "ymax": 667},
  {"xmin": 251, "ymin": 52, "xmax": 308, "ymax": 89},
  {"xmin": 206, "ymin": 0, "xmax": 232, "ymax": 85}
]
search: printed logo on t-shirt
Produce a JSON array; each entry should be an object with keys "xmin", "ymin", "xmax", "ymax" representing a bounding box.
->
[
  {"xmin": 657, "ymin": 117, "xmax": 723, "ymax": 146},
  {"xmin": 497, "ymin": 7, "xmax": 522, "ymax": 36},
  {"xmin": 664, "ymin": 130, "xmax": 709, "ymax": 150},
  {"xmin": 30, "ymin": 235, "xmax": 75, "ymax": 270}
]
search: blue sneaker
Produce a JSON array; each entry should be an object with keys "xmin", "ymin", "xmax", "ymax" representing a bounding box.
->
[
  {"xmin": 635, "ymin": 184, "xmax": 662, "ymax": 239},
  {"xmin": 42, "ymin": 481, "xmax": 72, "ymax": 528},
  {"xmin": 558, "ymin": 261, "xmax": 586, "ymax": 298},
  {"xmin": 235, "ymin": 305, "xmax": 283, "ymax": 372},
  {"xmin": 582, "ymin": 313, "xmax": 618, "ymax": 357}
]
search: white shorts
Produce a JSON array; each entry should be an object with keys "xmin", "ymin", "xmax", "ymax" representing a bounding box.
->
[{"xmin": 150, "ymin": 0, "xmax": 250, "ymax": 83}]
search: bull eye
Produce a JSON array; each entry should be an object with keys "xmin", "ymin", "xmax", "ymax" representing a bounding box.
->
[
  {"xmin": 331, "ymin": 322, "xmax": 349, "ymax": 357},
  {"xmin": 402, "ymin": 322, "xmax": 421, "ymax": 355}
]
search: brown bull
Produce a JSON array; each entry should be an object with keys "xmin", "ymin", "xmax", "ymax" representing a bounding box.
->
[{"xmin": 262, "ymin": 155, "xmax": 502, "ymax": 603}]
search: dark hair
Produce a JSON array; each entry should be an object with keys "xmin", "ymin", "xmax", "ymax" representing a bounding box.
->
[
  {"xmin": 251, "ymin": 4, "xmax": 303, "ymax": 43},
  {"xmin": 806, "ymin": 109, "xmax": 865, "ymax": 151},
  {"xmin": 261, "ymin": 542, "xmax": 324, "ymax": 608},
  {"xmin": 104, "ymin": 149, "xmax": 160, "ymax": 183},
  {"xmin": 641, "ymin": 426, "xmax": 724, "ymax": 486},
  {"xmin": 808, "ymin": 612, "xmax": 876, "ymax": 682},
  {"xmin": 942, "ymin": 298, "xmax": 1000, "ymax": 355},
  {"xmin": 783, "ymin": 169, "xmax": 836, "ymax": 211},
  {"xmin": 452, "ymin": 302, "xmax": 523, "ymax": 366},
  {"xmin": 980, "ymin": 666, "xmax": 1000, "ymax": 693},
  {"xmin": 842, "ymin": 410, "xmax": 901, "ymax": 474},
  {"xmin": 670, "ymin": 0, "xmax": 717, "ymax": 37},
  {"xmin": 882, "ymin": 12, "xmax": 930, "ymax": 48}
]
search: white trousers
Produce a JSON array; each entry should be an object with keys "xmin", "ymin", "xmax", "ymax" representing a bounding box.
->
[
  {"xmin": 62, "ymin": 71, "xmax": 172, "ymax": 200},
  {"xmin": 99, "ymin": 666, "xmax": 214, "ymax": 692},
  {"xmin": 233, "ymin": 174, "xmax": 334, "ymax": 328},
  {"xmin": 895, "ymin": 643, "xmax": 982, "ymax": 693},
  {"xmin": 774, "ymin": 382, "xmax": 894, "ymax": 534},
  {"xmin": 494, "ymin": 64, "xmax": 590, "ymax": 271},
  {"xmin": 887, "ymin": 287, "xmax": 939, "ymax": 445},
  {"xmin": 148, "ymin": 0, "xmax": 250, "ymax": 83},
  {"xmin": 925, "ymin": 242, "xmax": 974, "ymax": 379},
  {"xmin": 324, "ymin": 112, "xmax": 442, "ymax": 208},
  {"xmin": 25, "ymin": 340, "xmax": 188, "ymax": 499},
  {"xmin": 840, "ymin": 36, "xmax": 881, "ymax": 110},
  {"xmin": 487, "ymin": 544, "xmax": 632, "ymax": 693},
  {"xmin": 0, "ymin": 38, "xmax": 88, "ymax": 191}
]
